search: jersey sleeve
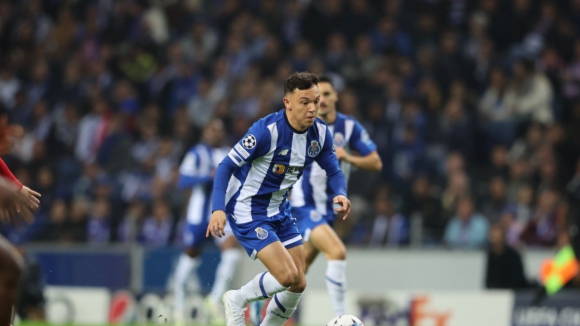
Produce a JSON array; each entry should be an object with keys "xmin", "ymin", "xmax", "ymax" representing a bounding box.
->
[
  {"xmin": 0, "ymin": 158, "xmax": 22, "ymax": 189},
  {"xmin": 227, "ymin": 121, "xmax": 272, "ymax": 166},
  {"xmin": 348, "ymin": 120, "xmax": 377, "ymax": 156},
  {"xmin": 315, "ymin": 126, "xmax": 347, "ymax": 197},
  {"xmin": 177, "ymin": 149, "xmax": 212, "ymax": 188}
]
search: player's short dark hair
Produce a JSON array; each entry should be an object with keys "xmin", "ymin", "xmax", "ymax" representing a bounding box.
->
[
  {"xmin": 318, "ymin": 75, "xmax": 334, "ymax": 88},
  {"xmin": 284, "ymin": 72, "xmax": 319, "ymax": 94}
]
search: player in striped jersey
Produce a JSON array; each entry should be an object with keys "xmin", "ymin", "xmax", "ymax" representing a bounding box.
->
[
  {"xmin": 291, "ymin": 76, "xmax": 382, "ymax": 316},
  {"xmin": 172, "ymin": 120, "xmax": 242, "ymax": 325},
  {"xmin": 207, "ymin": 72, "xmax": 351, "ymax": 326}
]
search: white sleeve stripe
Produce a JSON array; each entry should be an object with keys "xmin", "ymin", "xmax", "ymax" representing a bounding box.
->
[{"xmin": 228, "ymin": 152, "xmax": 245, "ymax": 166}]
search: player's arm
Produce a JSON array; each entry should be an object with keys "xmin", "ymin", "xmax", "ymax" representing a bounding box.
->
[
  {"xmin": 207, "ymin": 122, "xmax": 271, "ymax": 238},
  {"xmin": 176, "ymin": 150, "xmax": 212, "ymax": 189},
  {"xmin": 0, "ymin": 158, "xmax": 40, "ymax": 211},
  {"xmin": 336, "ymin": 121, "xmax": 382, "ymax": 171},
  {"xmin": 315, "ymin": 128, "xmax": 351, "ymax": 219}
]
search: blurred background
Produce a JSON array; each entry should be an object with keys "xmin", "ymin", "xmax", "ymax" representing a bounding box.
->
[{"xmin": 1, "ymin": 0, "xmax": 580, "ymax": 325}]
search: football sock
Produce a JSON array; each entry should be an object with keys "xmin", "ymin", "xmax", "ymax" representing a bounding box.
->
[
  {"xmin": 260, "ymin": 290, "xmax": 302, "ymax": 326},
  {"xmin": 231, "ymin": 272, "xmax": 288, "ymax": 308},
  {"xmin": 209, "ymin": 248, "xmax": 241, "ymax": 306},
  {"xmin": 173, "ymin": 254, "xmax": 199, "ymax": 315},
  {"xmin": 326, "ymin": 260, "xmax": 347, "ymax": 315}
]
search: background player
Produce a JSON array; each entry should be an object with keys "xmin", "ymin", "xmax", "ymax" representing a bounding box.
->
[
  {"xmin": 291, "ymin": 76, "xmax": 382, "ymax": 316},
  {"xmin": 0, "ymin": 114, "xmax": 40, "ymax": 326},
  {"xmin": 206, "ymin": 72, "xmax": 351, "ymax": 326},
  {"xmin": 172, "ymin": 120, "xmax": 242, "ymax": 325}
]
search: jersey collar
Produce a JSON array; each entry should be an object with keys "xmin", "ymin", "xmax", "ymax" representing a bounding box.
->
[{"xmin": 283, "ymin": 109, "xmax": 308, "ymax": 134}]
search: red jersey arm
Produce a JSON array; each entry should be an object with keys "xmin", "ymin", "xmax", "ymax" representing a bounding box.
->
[{"xmin": 0, "ymin": 158, "xmax": 22, "ymax": 189}]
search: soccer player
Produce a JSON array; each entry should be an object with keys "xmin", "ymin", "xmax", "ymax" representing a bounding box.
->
[
  {"xmin": 291, "ymin": 76, "xmax": 382, "ymax": 316},
  {"xmin": 172, "ymin": 120, "xmax": 242, "ymax": 325},
  {"xmin": 206, "ymin": 72, "xmax": 351, "ymax": 326},
  {"xmin": 0, "ymin": 114, "xmax": 40, "ymax": 326}
]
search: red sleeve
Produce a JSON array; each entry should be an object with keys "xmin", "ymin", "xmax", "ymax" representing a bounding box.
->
[{"xmin": 0, "ymin": 158, "xmax": 22, "ymax": 189}]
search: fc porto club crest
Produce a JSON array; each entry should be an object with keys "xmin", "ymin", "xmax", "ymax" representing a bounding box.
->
[
  {"xmin": 308, "ymin": 140, "xmax": 321, "ymax": 157},
  {"xmin": 255, "ymin": 227, "xmax": 269, "ymax": 240},
  {"xmin": 310, "ymin": 210, "xmax": 322, "ymax": 222},
  {"xmin": 333, "ymin": 132, "xmax": 345, "ymax": 147}
]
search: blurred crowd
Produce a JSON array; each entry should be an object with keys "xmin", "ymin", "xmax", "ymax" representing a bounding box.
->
[{"xmin": 0, "ymin": 0, "xmax": 579, "ymax": 251}]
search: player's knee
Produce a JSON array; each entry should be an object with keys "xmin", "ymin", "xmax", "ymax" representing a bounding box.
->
[
  {"xmin": 291, "ymin": 275, "xmax": 307, "ymax": 293},
  {"xmin": 328, "ymin": 245, "xmax": 346, "ymax": 261},
  {"xmin": 275, "ymin": 266, "xmax": 299, "ymax": 288}
]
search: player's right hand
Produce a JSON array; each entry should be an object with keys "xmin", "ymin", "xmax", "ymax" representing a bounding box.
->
[
  {"xmin": 0, "ymin": 177, "xmax": 36, "ymax": 226},
  {"xmin": 206, "ymin": 210, "xmax": 227, "ymax": 238}
]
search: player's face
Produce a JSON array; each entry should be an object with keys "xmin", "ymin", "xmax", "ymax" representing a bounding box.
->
[
  {"xmin": 203, "ymin": 120, "xmax": 225, "ymax": 147},
  {"xmin": 283, "ymin": 85, "xmax": 320, "ymax": 130},
  {"xmin": 318, "ymin": 82, "xmax": 337, "ymax": 116}
]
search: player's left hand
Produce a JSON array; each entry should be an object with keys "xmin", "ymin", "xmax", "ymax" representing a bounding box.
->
[
  {"xmin": 206, "ymin": 210, "xmax": 227, "ymax": 238},
  {"xmin": 333, "ymin": 195, "xmax": 351, "ymax": 220},
  {"xmin": 335, "ymin": 147, "xmax": 349, "ymax": 162}
]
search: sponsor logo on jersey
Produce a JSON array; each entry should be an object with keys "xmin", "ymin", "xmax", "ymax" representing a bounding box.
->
[
  {"xmin": 255, "ymin": 227, "xmax": 269, "ymax": 240},
  {"xmin": 242, "ymin": 134, "xmax": 257, "ymax": 149},
  {"xmin": 272, "ymin": 163, "xmax": 286, "ymax": 174},
  {"xmin": 272, "ymin": 164, "xmax": 304, "ymax": 174},
  {"xmin": 308, "ymin": 140, "xmax": 321, "ymax": 157},
  {"xmin": 277, "ymin": 149, "xmax": 289, "ymax": 156},
  {"xmin": 333, "ymin": 132, "xmax": 345, "ymax": 147},
  {"xmin": 234, "ymin": 143, "xmax": 250, "ymax": 159}
]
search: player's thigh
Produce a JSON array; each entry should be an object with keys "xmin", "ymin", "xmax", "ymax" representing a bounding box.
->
[
  {"xmin": 256, "ymin": 241, "xmax": 299, "ymax": 287},
  {"xmin": 286, "ymin": 245, "xmax": 307, "ymax": 291},
  {"xmin": 309, "ymin": 223, "xmax": 346, "ymax": 260},
  {"xmin": 303, "ymin": 240, "xmax": 320, "ymax": 273}
]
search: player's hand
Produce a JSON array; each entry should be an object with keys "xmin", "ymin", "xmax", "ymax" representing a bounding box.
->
[
  {"xmin": 333, "ymin": 195, "xmax": 351, "ymax": 220},
  {"xmin": 206, "ymin": 210, "xmax": 227, "ymax": 238},
  {"xmin": 335, "ymin": 147, "xmax": 349, "ymax": 162},
  {"xmin": 0, "ymin": 177, "xmax": 35, "ymax": 226},
  {"xmin": 18, "ymin": 186, "xmax": 41, "ymax": 210}
]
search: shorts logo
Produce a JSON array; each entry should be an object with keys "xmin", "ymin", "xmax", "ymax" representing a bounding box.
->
[
  {"xmin": 242, "ymin": 134, "xmax": 257, "ymax": 149},
  {"xmin": 255, "ymin": 227, "xmax": 269, "ymax": 240},
  {"xmin": 277, "ymin": 149, "xmax": 289, "ymax": 156},
  {"xmin": 272, "ymin": 163, "xmax": 286, "ymax": 174},
  {"xmin": 310, "ymin": 210, "xmax": 322, "ymax": 222},
  {"xmin": 334, "ymin": 132, "xmax": 345, "ymax": 147},
  {"xmin": 308, "ymin": 140, "xmax": 321, "ymax": 157}
]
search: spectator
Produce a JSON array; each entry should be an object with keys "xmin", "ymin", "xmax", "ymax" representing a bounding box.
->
[
  {"xmin": 141, "ymin": 199, "xmax": 173, "ymax": 247},
  {"xmin": 520, "ymin": 189, "xmax": 559, "ymax": 247},
  {"xmin": 444, "ymin": 196, "xmax": 489, "ymax": 249},
  {"xmin": 404, "ymin": 176, "xmax": 445, "ymax": 244},
  {"xmin": 87, "ymin": 198, "xmax": 111, "ymax": 245},
  {"xmin": 485, "ymin": 224, "xmax": 530, "ymax": 289},
  {"xmin": 480, "ymin": 176, "xmax": 509, "ymax": 224},
  {"xmin": 504, "ymin": 59, "xmax": 554, "ymax": 125},
  {"xmin": 369, "ymin": 197, "xmax": 409, "ymax": 247}
]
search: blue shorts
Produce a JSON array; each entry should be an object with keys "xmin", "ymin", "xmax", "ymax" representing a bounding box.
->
[
  {"xmin": 183, "ymin": 220, "xmax": 233, "ymax": 248},
  {"xmin": 292, "ymin": 206, "xmax": 333, "ymax": 242},
  {"xmin": 228, "ymin": 214, "xmax": 303, "ymax": 260}
]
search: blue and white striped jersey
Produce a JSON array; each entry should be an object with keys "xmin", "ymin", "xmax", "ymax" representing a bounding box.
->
[
  {"xmin": 212, "ymin": 109, "xmax": 347, "ymax": 224},
  {"xmin": 291, "ymin": 112, "xmax": 377, "ymax": 216},
  {"xmin": 178, "ymin": 143, "xmax": 230, "ymax": 225}
]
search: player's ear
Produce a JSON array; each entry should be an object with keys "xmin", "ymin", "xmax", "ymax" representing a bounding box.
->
[{"xmin": 283, "ymin": 96, "xmax": 291, "ymax": 110}]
